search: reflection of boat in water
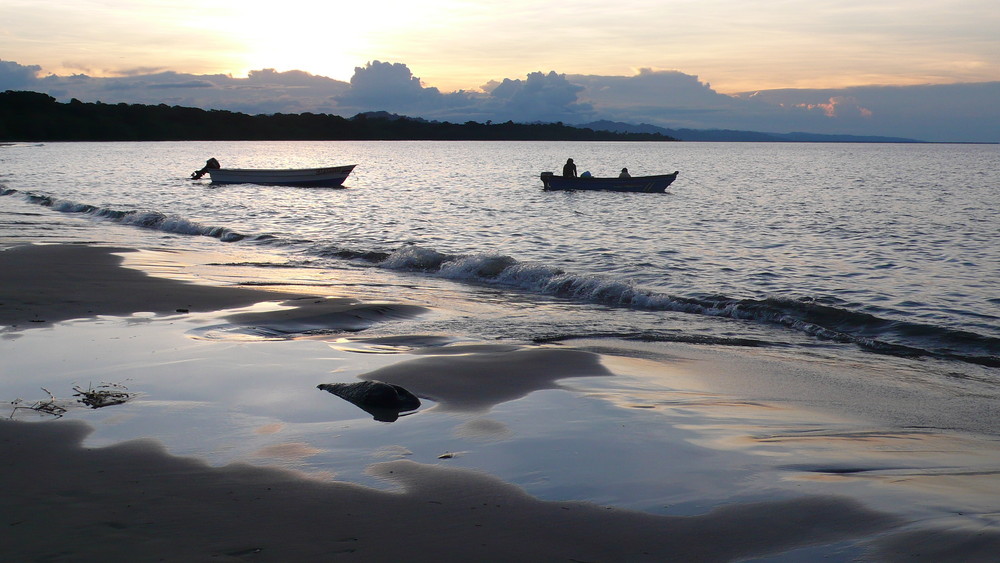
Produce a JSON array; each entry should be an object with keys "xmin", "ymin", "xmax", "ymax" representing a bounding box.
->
[
  {"xmin": 318, "ymin": 381, "xmax": 420, "ymax": 422},
  {"xmin": 192, "ymin": 159, "xmax": 356, "ymax": 187},
  {"xmin": 540, "ymin": 171, "xmax": 678, "ymax": 193}
]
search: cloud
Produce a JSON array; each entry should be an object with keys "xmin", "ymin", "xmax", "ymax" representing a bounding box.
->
[
  {"xmin": 572, "ymin": 68, "xmax": 728, "ymax": 107},
  {"xmin": 792, "ymin": 96, "xmax": 873, "ymax": 119},
  {"xmin": 4, "ymin": 62, "xmax": 351, "ymax": 114},
  {"xmin": 109, "ymin": 66, "xmax": 171, "ymax": 77},
  {"xmin": 566, "ymin": 69, "xmax": 750, "ymax": 128},
  {"xmin": 336, "ymin": 61, "xmax": 441, "ymax": 109},
  {"xmin": 736, "ymin": 83, "xmax": 1000, "ymax": 141},
  {"xmin": 331, "ymin": 62, "xmax": 594, "ymax": 124},
  {"xmin": 3, "ymin": 58, "xmax": 998, "ymax": 142},
  {"xmin": 334, "ymin": 61, "xmax": 480, "ymax": 117},
  {"xmin": 482, "ymin": 71, "xmax": 593, "ymax": 122},
  {"xmin": 247, "ymin": 68, "xmax": 334, "ymax": 87},
  {"xmin": 0, "ymin": 60, "xmax": 42, "ymax": 90},
  {"xmin": 350, "ymin": 61, "xmax": 427, "ymax": 99},
  {"xmin": 147, "ymin": 80, "xmax": 216, "ymax": 90}
]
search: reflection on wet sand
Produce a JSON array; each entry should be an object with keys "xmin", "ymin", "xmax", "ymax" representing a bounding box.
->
[
  {"xmin": 353, "ymin": 345, "xmax": 614, "ymax": 413},
  {"xmin": 5, "ymin": 244, "xmax": 999, "ymax": 560},
  {"xmin": 250, "ymin": 442, "xmax": 326, "ymax": 461},
  {"xmin": 329, "ymin": 334, "xmax": 456, "ymax": 354},
  {"xmin": 188, "ymin": 297, "xmax": 428, "ymax": 341},
  {"xmin": 453, "ymin": 418, "xmax": 513, "ymax": 442},
  {"xmin": 0, "ymin": 419, "xmax": 907, "ymax": 562},
  {"xmin": 579, "ymin": 353, "xmax": 1000, "ymax": 538}
]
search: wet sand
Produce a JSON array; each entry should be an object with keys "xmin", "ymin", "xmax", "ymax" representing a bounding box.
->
[
  {"xmin": 0, "ymin": 244, "xmax": 306, "ymax": 328},
  {"xmin": 0, "ymin": 418, "xmax": 900, "ymax": 562},
  {"xmin": 2, "ymin": 244, "xmax": 998, "ymax": 561}
]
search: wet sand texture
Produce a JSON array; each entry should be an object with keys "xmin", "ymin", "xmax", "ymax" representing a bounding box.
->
[
  {"xmin": 0, "ymin": 244, "xmax": 305, "ymax": 328},
  {"xmin": 0, "ymin": 420, "xmax": 901, "ymax": 562}
]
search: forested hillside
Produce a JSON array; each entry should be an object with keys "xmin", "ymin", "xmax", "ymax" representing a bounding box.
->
[{"xmin": 0, "ymin": 91, "xmax": 677, "ymax": 142}]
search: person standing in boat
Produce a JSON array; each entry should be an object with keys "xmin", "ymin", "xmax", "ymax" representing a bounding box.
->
[
  {"xmin": 619, "ymin": 167, "xmax": 631, "ymax": 178},
  {"xmin": 563, "ymin": 158, "xmax": 578, "ymax": 178}
]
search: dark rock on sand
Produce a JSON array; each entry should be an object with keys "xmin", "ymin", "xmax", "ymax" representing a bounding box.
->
[{"xmin": 318, "ymin": 380, "xmax": 421, "ymax": 422}]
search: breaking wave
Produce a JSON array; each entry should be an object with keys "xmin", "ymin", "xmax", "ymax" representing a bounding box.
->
[
  {"xmin": 5, "ymin": 188, "xmax": 997, "ymax": 367},
  {"xmin": 2, "ymin": 188, "xmax": 250, "ymax": 242},
  {"xmin": 368, "ymin": 245, "xmax": 999, "ymax": 367}
]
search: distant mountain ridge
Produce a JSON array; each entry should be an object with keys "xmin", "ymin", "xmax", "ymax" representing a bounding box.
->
[{"xmin": 580, "ymin": 120, "xmax": 924, "ymax": 143}]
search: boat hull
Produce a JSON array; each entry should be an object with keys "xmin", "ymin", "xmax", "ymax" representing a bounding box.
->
[
  {"xmin": 207, "ymin": 165, "xmax": 356, "ymax": 187},
  {"xmin": 541, "ymin": 171, "xmax": 678, "ymax": 193}
]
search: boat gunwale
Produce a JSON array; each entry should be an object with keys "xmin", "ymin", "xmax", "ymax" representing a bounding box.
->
[{"xmin": 211, "ymin": 164, "xmax": 356, "ymax": 175}]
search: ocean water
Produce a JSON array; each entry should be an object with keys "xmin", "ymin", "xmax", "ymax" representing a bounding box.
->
[
  {"xmin": 3, "ymin": 141, "xmax": 1000, "ymax": 553},
  {"xmin": 2, "ymin": 140, "xmax": 997, "ymax": 373}
]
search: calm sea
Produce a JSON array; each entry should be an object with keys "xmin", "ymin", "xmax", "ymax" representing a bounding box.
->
[{"xmin": 2, "ymin": 140, "xmax": 998, "ymax": 376}]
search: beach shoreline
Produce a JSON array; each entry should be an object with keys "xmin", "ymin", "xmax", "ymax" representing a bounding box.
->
[
  {"xmin": 0, "ymin": 244, "xmax": 313, "ymax": 329},
  {"xmin": 2, "ymin": 243, "xmax": 999, "ymax": 561}
]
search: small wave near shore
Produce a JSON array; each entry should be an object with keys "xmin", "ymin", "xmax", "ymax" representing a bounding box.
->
[{"xmin": 4, "ymin": 186, "xmax": 996, "ymax": 369}]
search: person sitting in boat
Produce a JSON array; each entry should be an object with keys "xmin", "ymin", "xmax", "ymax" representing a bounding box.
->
[
  {"xmin": 580, "ymin": 170, "xmax": 592, "ymax": 178},
  {"xmin": 563, "ymin": 158, "xmax": 578, "ymax": 178},
  {"xmin": 619, "ymin": 168, "xmax": 631, "ymax": 178},
  {"xmin": 191, "ymin": 157, "xmax": 220, "ymax": 179}
]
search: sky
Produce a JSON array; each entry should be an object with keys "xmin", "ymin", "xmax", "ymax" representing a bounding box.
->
[
  {"xmin": 2, "ymin": 0, "xmax": 1000, "ymax": 141},
  {"xmin": 4, "ymin": 0, "xmax": 997, "ymax": 93}
]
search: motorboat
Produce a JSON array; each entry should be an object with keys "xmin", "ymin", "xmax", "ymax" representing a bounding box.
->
[
  {"xmin": 192, "ymin": 161, "xmax": 356, "ymax": 187},
  {"xmin": 540, "ymin": 171, "xmax": 678, "ymax": 193}
]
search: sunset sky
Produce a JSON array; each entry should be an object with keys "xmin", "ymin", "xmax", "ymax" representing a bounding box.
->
[{"xmin": 3, "ymin": 0, "xmax": 998, "ymax": 94}]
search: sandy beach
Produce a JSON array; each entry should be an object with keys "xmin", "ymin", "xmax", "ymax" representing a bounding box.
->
[
  {"xmin": 2, "ymin": 243, "xmax": 999, "ymax": 562},
  {"xmin": 0, "ymin": 244, "xmax": 310, "ymax": 328}
]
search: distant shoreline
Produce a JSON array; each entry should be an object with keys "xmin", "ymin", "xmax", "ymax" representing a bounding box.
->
[
  {"xmin": 3, "ymin": 90, "xmax": 971, "ymax": 144},
  {"xmin": 0, "ymin": 91, "xmax": 677, "ymax": 143}
]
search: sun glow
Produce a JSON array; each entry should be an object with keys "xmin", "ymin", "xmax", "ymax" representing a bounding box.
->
[
  {"xmin": 3, "ymin": 0, "xmax": 998, "ymax": 94},
  {"xmin": 220, "ymin": 0, "xmax": 432, "ymax": 82}
]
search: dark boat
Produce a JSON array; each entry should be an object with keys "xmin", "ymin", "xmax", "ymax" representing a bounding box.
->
[{"xmin": 540, "ymin": 171, "xmax": 678, "ymax": 193}]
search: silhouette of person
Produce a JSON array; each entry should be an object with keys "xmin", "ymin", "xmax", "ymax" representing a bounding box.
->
[
  {"xmin": 619, "ymin": 167, "xmax": 631, "ymax": 178},
  {"xmin": 563, "ymin": 158, "xmax": 578, "ymax": 178}
]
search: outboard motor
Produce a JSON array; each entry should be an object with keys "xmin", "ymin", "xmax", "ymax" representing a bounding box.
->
[{"xmin": 191, "ymin": 157, "xmax": 221, "ymax": 180}]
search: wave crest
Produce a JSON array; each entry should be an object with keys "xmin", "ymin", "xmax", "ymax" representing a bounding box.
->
[
  {"xmin": 4, "ymin": 188, "xmax": 996, "ymax": 367},
  {"xmin": 3, "ymin": 189, "xmax": 247, "ymax": 242}
]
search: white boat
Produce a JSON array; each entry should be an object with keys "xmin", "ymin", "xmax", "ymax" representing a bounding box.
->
[{"xmin": 193, "ymin": 162, "xmax": 356, "ymax": 187}]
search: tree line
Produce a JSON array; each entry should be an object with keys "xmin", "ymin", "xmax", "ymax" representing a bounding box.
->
[{"xmin": 0, "ymin": 91, "xmax": 678, "ymax": 142}]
